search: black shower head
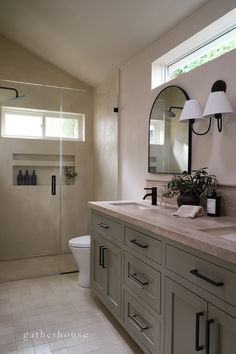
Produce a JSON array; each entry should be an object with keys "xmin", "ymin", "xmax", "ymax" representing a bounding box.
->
[{"xmin": 0, "ymin": 86, "xmax": 25, "ymax": 102}]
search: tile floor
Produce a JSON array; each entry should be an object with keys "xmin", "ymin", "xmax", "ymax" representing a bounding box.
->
[{"xmin": 0, "ymin": 273, "xmax": 144, "ymax": 354}]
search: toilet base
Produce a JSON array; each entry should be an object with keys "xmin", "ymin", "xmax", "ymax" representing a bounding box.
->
[{"xmin": 78, "ymin": 272, "xmax": 90, "ymax": 288}]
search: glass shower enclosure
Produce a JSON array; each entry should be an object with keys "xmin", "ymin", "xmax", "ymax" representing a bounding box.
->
[{"xmin": 0, "ymin": 79, "xmax": 92, "ymax": 282}]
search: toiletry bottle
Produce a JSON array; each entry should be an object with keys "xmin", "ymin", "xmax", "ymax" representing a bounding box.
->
[
  {"xmin": 31, "ymin": 170, "xmax": 37, "ymax": 185},
  {"xmin": 24, "ymin": 170, "xmax": 30, "ymax": 185},
  {"xmin": 17, "ymin": 170, "xmax": 24, "ymax": 185},
  {"xmin": 207, "ymin": 189, "xmax": 221, "ymax": 217}
]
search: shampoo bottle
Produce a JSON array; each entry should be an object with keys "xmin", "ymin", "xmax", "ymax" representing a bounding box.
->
[
  {"xmin": 207, "ymin": 189, "xmax": 221, "ymax": 217},
  {"xmin": 17, "ymin": 170, "xmax": 24, "ymax": 185},
  {"xmin": 31, "ymin": 170, "xmax": 37, "ymax": 185},
  {"xmin": 24, "ymin": 170, "xmax": 30, "ymax": 185}
]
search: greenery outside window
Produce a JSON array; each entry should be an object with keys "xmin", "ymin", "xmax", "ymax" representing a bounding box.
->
[
  {"xmin": 1, "ymin": 106, "xmax": 85, "ymax": 141},
  {"xmin": 167, "ymin": 26, "xmax": 236, "ymax": 80}
]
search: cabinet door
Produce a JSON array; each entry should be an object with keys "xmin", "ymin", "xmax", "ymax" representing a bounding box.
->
[
  {"xmin": 104, "ymin": 240, "xmax": 122, "ymax": 317},
  {"xmin": 165, "ymin": 278, "xmax": 207, "ymax": 354},
  {"xmin": 91, "ymin": 233, "xmax": 106, "ymax": 296},
  {"xmin": 208, "ymin": 304, "xmax": 236, "ymax": 354}
]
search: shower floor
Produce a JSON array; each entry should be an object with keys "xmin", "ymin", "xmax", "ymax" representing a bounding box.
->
[{"xmin": 0, "ymin": 274, "xmax": 143, "ymax": 354}]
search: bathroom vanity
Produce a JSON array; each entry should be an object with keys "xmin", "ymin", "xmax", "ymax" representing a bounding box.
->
[{"xmin": 88, "ymin": 201, "xmax": 236, "ymax": 354}]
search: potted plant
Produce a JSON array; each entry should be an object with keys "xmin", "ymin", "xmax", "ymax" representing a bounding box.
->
[
  {"xmin": 161, "ymin": 168, "xmax": 218, "ymax": 207},
  {"xmin": 64, "ymin": 166, "xmax": 78, "ymax": 185}
]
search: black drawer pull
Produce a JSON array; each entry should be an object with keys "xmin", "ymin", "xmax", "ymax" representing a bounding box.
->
[
  {"xmin": 195, "ymin": 312, "xmax": 204, "ymax": 351},
  {"xmin": 190, "ymin": 269, "xmax": 224, "ymax": 287},
  {"xmin": 130, "ymin": 239, "xmax": 148, "ymax": 248},
  {"xmin": 101, "ymin": 246, "xmax": 108, "ymax": 268},
  {"xmin": 206, "ymin": 319, "xmax": 214, "ymax": 354},
  {"xmin": 129, "ymin": 314, "xmax": 148, "ymax": 331},
  {"xmin": 99, "ymin": 245, "xmax": 104, "ymax": 266},
  {"xmin": 130, "ymin": 273, "xmax": 149, "ymax": 286},
  {"xmin": 97, "ymin": 222, "xmax": 109, "ymax": 229}
]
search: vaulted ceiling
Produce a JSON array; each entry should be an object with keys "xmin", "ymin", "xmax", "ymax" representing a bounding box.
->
[{"xmin": 0, "ymin": 0, "xmax": 207, "ymax": 86}]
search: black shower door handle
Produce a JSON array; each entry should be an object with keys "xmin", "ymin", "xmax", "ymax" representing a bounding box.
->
[{"xmin": 51, "ymin": 175, "xmax": 56, "ymax": 195}]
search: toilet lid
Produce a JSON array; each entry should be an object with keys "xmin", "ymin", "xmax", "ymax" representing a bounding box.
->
[{"xmin": 69, "ymin": 235, "xmax": 91, "ymax": 248}]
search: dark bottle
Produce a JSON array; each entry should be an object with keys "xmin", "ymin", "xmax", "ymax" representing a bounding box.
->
[
  {"xmin": 207, "ymin": 189, "xmax": 221, "ymax": 217},
  {"xmin": 23, "ymin": 170, "xmax": 30, "ymax": 185},
  {"xmin": 17, "ymin": 170, "xmax": 24, "ymax": 185},
  {"xmin": 31, "ymin": 170, "xmax": 37, "ymax": 185}
]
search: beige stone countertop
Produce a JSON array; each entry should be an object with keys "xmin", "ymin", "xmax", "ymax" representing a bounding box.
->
[{"xmin": 88, "ymin": 200, "xmax": 236, "ymax": 266}]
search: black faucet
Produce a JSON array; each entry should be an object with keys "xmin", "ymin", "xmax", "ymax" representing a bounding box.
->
[{"xmin": 143, "ymin": 187, "xmax": 157, "ymax": 205}]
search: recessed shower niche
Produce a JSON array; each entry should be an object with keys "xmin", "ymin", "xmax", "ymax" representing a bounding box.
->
[{"xmin": 12, "ymin": 153, "xmax": 76, "ymax": 186}]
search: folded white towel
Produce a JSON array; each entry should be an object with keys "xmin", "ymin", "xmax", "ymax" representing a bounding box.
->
[{"xmin": 173, "ymin": 205, "xmax": 204, "ymax": 218}]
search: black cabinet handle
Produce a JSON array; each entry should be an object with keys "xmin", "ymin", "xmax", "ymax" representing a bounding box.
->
[
  {"xmin": 190, "ymin": 269, "xmax": 224, "ymax": 287},
  {"xmin": 97, "ymin": 222, "xmax": 109, "ymax": 229},
  {"xmin": 101, "ymin": 246, "xmax": 108, "ymax": 268},
  {"xmin": 51, "ymin": 175, "xmax": 56, "ymax": 195},
  {"xmin": 130, "ymin": 239, "xmax": 148, "ymax": 248},
  {"xmin": 129, "ymin": 314, "xmax": 148, "ymax": 331},
  {"xmin": 206, "ymin": 319, "xmax": 214, "ymax": 354},
  {"xmin": 130, "ymin": 273, "xmax": 149, "ymax": 286},
  {"xmin": 99, "ymin": 245, "xmax": 103, "ymax": 266},
  {"xmin": 195, "ymin": 312, "xmax": 204, "ymax": 351}
]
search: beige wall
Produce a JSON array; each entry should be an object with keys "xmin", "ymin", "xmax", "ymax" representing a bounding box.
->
[
  {"xmin": 0, "ymin": 35, "xmax": 93, "ymax": 277},
  {"xmin": 93, "ymin": 71, "xmax": 119, "ymax": 201},
  {"xmin": 119, "ymin": 0, "xmax": 236, "ymax": 200}
]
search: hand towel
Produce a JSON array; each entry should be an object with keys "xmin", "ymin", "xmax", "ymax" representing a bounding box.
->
[{"xmin": 173, "ymin": 205, "xmax": 204, "ymax": 218}]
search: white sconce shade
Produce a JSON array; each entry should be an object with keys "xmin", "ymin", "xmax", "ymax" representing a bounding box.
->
[
  {"xmin": 203, "ymin": 91, "xmax": 234, "ymax": 117},
  {"xmin": 179, "ymin": 99, "xmax": 204, "ymax": 123}
]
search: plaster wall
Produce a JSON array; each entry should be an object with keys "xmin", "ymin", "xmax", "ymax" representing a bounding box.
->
[{"xmin": 119, "ymin": 0, "xmax": 236, "ymax": 200}]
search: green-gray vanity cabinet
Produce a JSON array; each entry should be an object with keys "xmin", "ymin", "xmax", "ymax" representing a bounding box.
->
[{"xmin": 90, "ymin": 210, "xmax": 236, "ymax": 354}]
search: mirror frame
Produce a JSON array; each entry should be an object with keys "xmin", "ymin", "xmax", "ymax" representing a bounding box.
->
[{"xmin": 148, "ymin": 85, "xmax": 192, "ymax": 174}]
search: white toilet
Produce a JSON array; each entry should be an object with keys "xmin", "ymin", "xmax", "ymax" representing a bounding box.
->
[{"xmin": 68, "ymin": 235, "xmax": 91, "ymax": 288}]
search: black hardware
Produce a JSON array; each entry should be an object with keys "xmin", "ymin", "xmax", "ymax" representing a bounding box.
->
[
  {"xmin": 190, "ymin": 269, "xmax": 224, "ymax": 287},
  {"xmin": 51, "ymin": 175, "xmax": 56, "ymax": 195},
  {"xmin": 99, "ymin": 245, "xmax": 104, "ymax": 266},
  {"xmin": 195, "ymin": 312, "xmax": 204, "ymax": 351},
  {"xmin": 130, "ymin": 239, "xmax": 148, "ymax": 249},
  {"xmin": 143, "ymin": 187, "xmax": 157, "ymax": 205},
  {"xmin": 97, "ymin": 222, "xmax": 109, "ymax": 229},
  {"xmin": 130, "ymin": 273, "xmax": 149, "ymax": 286},
  {"xmin": 101, "ymin": 246, "xmax": 108, "ymax": 268},
  {"xmin": 113, "ymin": 107, "xmax": 119, "ymax": 113},
  {"xmin": 206, "ymin": 319, "xmax": 214, "ymax": 354},
  {"xmin": 130, "ymin": 314, "xmax": 148, "ymax": 331}
]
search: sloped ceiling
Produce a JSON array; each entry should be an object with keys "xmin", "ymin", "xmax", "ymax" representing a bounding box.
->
[{"xmin": 0, "ymin": 0, "xmax": 207, "ymax": 86}]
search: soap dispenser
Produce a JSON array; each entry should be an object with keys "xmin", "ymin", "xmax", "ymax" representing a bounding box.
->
[{"xmin": 207, "ymin": 189, "xmax": 221, "ymax": 217}]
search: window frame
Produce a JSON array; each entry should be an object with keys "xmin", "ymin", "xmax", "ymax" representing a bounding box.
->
[
  {"xmin": 164, "ymin": 24, "xmax": 236, "ymax": 82},
  {"xmin": 1, "ymin": 106, "xmax": 85, "ymax": 141}
]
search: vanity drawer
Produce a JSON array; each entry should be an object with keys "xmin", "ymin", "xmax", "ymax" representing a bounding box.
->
[
  {"xmin": 166, "ymin": 244, "xmax": 236, "ymax": 307},
  {"xmin": 124, "ymin": 290, "xmax": 161, "ymax": 354},
  {"xmin": 124, "ymin": 251, "xmax": 161, "ymax": 313},
  {"xmin": 91, "ymin": 212, "xmax": 123, "ymax": 243},
  {"xmin": 125, "ymin": 227, "xmax": 162, "ymax": 264}
]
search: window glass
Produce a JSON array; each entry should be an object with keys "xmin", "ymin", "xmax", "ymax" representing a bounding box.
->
[
  {"xmin": 167, "ymin": 27, "xmax": 236, "ymax": 80},
  {"xmin": 45, "ymin": 117, "xmax": 79, "ymax": 139},
  {"xmin": 4, "ymin": 113, "xmax": 42, "ymax": 137},
  {"xmin": 150, "ymin": 120, "xmax": 164, "ymax": 145}
]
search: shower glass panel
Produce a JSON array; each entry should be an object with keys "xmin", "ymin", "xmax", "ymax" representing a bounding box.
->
[{"xmin": 0, "ymin": 79, "xmax": 89, "ymax": 281}]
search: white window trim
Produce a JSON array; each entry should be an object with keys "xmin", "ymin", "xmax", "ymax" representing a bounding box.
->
[
  {"xmin": 1, "ymin": 106, "xmax": 85, "ymax": 141},
  {"xmin": 151, "ymin": 8, "xmax": 236, "ymax": 89}
]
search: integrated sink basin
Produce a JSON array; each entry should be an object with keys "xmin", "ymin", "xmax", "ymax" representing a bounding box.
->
[
  {"xmin": 199, "ymin": 226, "xmax": 236, "ymax": 242},
  {"xmin": 110, "ymin": 202, "xmax": 153, "ymax": 211}
]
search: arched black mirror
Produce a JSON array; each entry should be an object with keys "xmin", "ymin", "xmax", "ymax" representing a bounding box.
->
[{"xmin": 148, "ymin": 85, "xmax": 191, "ymax": 174}]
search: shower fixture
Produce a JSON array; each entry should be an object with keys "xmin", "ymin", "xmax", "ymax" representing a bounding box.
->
[
  {"xmin": 165, "ymin": 106, "xmax": 183, "ymax": 118},
  {"xmin": 0, "ymin": 86, "xmax": 25, "ymax": 102}
]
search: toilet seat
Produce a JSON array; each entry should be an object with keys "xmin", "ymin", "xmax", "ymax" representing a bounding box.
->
[{"xmin": 69, "ymin": 235, "xmax": 90, "ymax": 248}]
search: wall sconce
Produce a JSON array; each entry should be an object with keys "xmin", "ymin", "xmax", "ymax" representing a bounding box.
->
[{"xmin": 179, "ymin": 80, "xmax": 234, "ymax": 135}]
